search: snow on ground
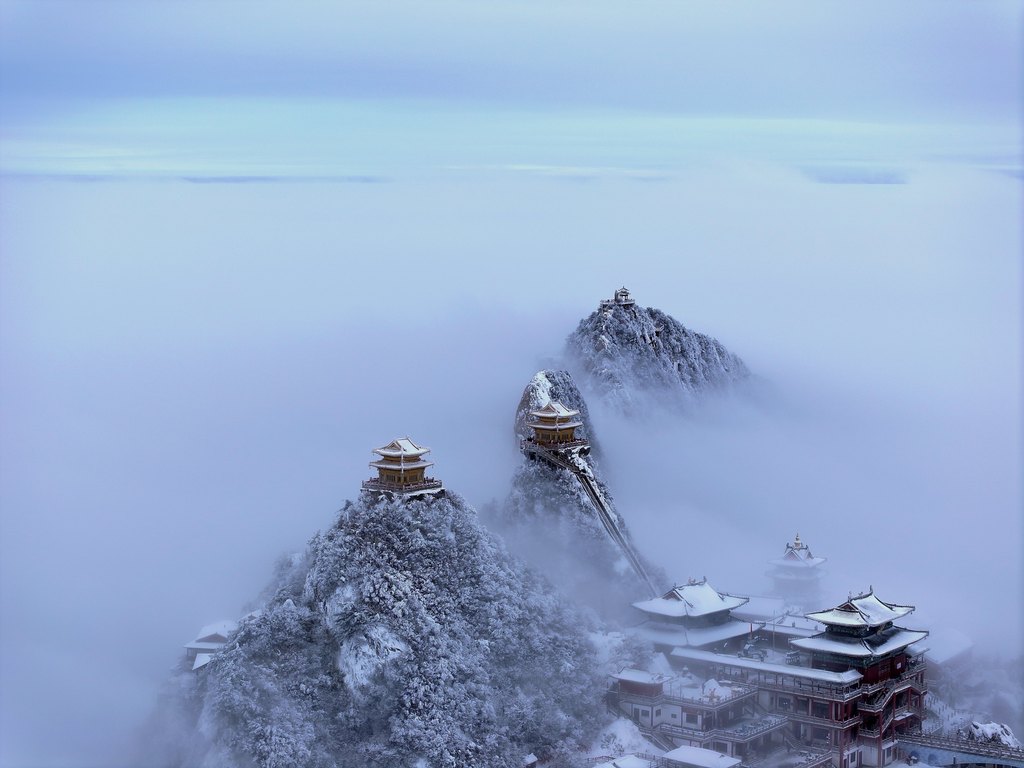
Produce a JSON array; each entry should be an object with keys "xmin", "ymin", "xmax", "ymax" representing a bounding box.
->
[
  {"xmin": 967, "ymin": 722, "xmax": 1022, "ymax": 749},
  {"xmin": 587, "ymin": 717, "xmax": 662, "ymax": 760}
]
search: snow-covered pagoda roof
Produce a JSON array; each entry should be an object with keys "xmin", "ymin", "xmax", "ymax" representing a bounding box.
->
[
  {"xmin": 768, "ymin": 533, "xmax": 826, "ymax": 569},
  {"xmin": 805, "ymin": 589, "xmax": 914, "ymax": 628},
  {"xmin": 632, "ymin": 618, "xmax": 752, "ymax": 648},
  {"xmin": 528, "ymin": 401, "xmax": 581, "ymax": 421},
  {"xmin": 634, "ymin": 578, "xmax": 748, "ymax": 619},
  {"xmin": 373, "ymin": 437, "xmax": 431, "ymax": 460},
  {"xmin": 192, "ymin": 653, "xmax": 215, "ymax": 671},
  {"xmin": 791, "ymin": 627, "xmax": 928, "ymax": 659}
]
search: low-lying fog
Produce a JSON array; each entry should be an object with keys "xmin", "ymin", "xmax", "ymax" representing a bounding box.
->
[{"xmin": 1, "ymin": 147, "xmax": 1019, "ymax": 764}]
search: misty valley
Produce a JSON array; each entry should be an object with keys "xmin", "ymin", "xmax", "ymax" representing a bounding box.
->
[{"xmin": 144, "ymin": 290, "xmax": 1023, "ymax": 768}]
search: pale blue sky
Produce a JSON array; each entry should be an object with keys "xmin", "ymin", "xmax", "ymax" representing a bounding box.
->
[
  {"xmin": 1, "ymin": 1, "xmax": 1021, "ymax": 179},
  {"xmin": 0, "ymin": 3, "xmax": 1021, "ymax": 766}
]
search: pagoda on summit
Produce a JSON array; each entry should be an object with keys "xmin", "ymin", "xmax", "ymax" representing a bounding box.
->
[
  {"xmin": 361, "ymin": 437, "xmax": 444, "ymax": 496},
  {"xmin": 600, "ymin": 286, "xmax": 636, "ymax": 309},
  {"xmin": 525, "ymin": 401, "xmax": 587, "ymax": 450},
  {"xmin": 767, "ymin": 532, "xmax": 826, "ymax": 610}
]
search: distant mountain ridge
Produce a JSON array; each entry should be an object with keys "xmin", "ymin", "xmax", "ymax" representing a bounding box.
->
[{"xmin": 566, "ymin": 289, "xmax": 749, "ymax": 413}]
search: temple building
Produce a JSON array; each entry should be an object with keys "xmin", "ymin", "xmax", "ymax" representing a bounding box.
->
[
  {"xmin": 524, "ymin": 401, "xmax": 587, "ymax": 449},
  {"xmin": 606, "ymin": 667, "xmax": 801, "ymax": 764},
  {"xmin": 631, "ymin": 578, "xmax": 752, "ymax": 652},
  {"xmin": 184, "ymin": 620, "xmax": 238, "ymax": 671},
  {"xmin": 627, "ymin": 587, "xmax": 929, "ymax": 768},
  {"xmin": 793, "ymin": 590, "xmax": 928, "ymax": 766},
  {"xmin": 600, "ymin": 286, "xmax": 637, "ymax": 308},
  {"xmin": 361, "ymin": 437, "xmax": 444, "ymax": 496},
  {"xmin": 766, "ymin": 533, "xmax": 826, "ymax": 611}
]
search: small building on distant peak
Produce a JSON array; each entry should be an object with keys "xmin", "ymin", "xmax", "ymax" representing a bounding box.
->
[
  {"xmin": 525, "ymin": 401, "xmax": 586, "ymax": 448},
  {"xmin": 362, "ymin": 437, "xmax": 444, "ymax": 497},
  {"xmin": 600, "ymin": 286, "xmax": 636, "ymax": 308}
]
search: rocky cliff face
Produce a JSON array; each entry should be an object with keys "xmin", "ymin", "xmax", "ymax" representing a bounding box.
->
[
  {"xmin": 566, "ymin": 295, "xmax": 749, "ymax": 413},
  {"xmin": 499, "ymin": 370, "xmax": 663, "ymax": 621},
  {"xmin": 158, "ymin": 490, "xmax": 603, "ymax": 768}
]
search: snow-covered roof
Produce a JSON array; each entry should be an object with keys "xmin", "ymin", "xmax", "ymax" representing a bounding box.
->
[
  {"xmin": 194, "ymin": 620, "xmax": 238, "ymax": 643},
  {"xmin": 663, "ymin": 744, "xmax": 741, "ymax": 768},
  {"xmin": 805, "ymin": 590, "xmax": 913, "ymax": 628},
  {"xmin": 634, "ymin": 579, "xmax": 748, "ymax": 618},
  {"xmin": 759, "ymin": 614, "xmax": 824, "ymax": 638},
  {"xmin": 528, "ymin": 419, "xmax": 583, "ymax": 431},
  {"xmin": 768, "ymin": 533, "xmax": 826, "ymax": 569},
  {"xmin": 373, "ymin": 437, "xmax": 431, "ymax": 459},
  {"xmin": 528, "ymin": 401, "xmax": 580, "ymax": 420},
  {"xmin": 612, "ymin": 668, "xmax": 673, "ymax": 685},
  {"xmin": 631, "ymin": 619, "xmax": 752, "ymax": 649},
  {"xmin": 730, "ymin": 595, "xmax": 787, "ymax": 622},
  {"xmin": 192, "ymin": 653, "xmax": 215, "ymax": 671},
  {"xmin": 791, "ymin": 628, "xmax": 928, "ymax": 658},
  {"xmin": 669, "ymin": 647, "xmax": 863, "ymax": 685},
  {"xmin": 369, "ymin": 457, "xmax": 433, "ymax": 471}
]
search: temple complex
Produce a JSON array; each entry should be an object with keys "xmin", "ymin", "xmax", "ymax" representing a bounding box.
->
[
  {"xmin": 361, "ymin": 437, "xmax": 444, "ymax": 496},
  {"xmin": 525, "ymin": 401, "xmax": 586, "ymax": 448},
  {"xmin": 767, "ymin": 533, "xmax": 827, "ymax": 611},
  {"xmin": 638, "ymin": 588, "xmax": 930, "ymax": 768}
]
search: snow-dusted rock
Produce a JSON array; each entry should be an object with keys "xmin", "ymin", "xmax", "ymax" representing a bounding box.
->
[
  {"xmin": 159, "ymin": 491, "xmax": 604, "ymax": 768},
  {"xmin": 966, "ymin": 722, "xmax": 1022, "ymax": 749},
  {"xmin": 514, "ymin": 369, "xmax": 599, "ymax": 452},
  {"xmin": 499, "ymin": 370, "xmax": 663, "ymax": 620},
  {"xmin": 566, "ymin": 296, "xmax": 749, "ymax": 413}
]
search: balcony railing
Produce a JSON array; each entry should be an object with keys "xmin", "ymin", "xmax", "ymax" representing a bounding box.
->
[
  {"xmin": 521, "ymin": 438, "xmax": 590, "ymax": 452},
  {"xmin": 650, "ymin": 715, "xmax": 789, "ymax": 745},
  {"xmin": 361, "ymin": 478, "xmax": 443, "ymax": 494},
  {"xmin": 860, "ymin": 673, "xmax": 926, "ymax": 714},
  {"xmin": 898, "ymin": 732, "xmax": 1024, "ymax": 762},
  {"xmin": 716, "ymin": 672, "xmax": 861, "ymax": 703},
  {"xmin": 780, "ymin": 710, "xmax": 861, "ymax": 729},
  {"xmin": 860, "ymin": 666, "xmax": 926, "ymax": 699},
  {"xmin": 611, "ymin": 682, "xmax": 758, "ymax": 711}
]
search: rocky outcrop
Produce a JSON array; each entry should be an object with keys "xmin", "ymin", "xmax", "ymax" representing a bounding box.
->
[
  {"xmin": 157, "ymin": 490, "xmax": 603, "ymax": 768},
  {"xmin": 565, "ymin": 292, "xmax": 749, "ymax": 413},
  {"xmin": 499, "ymin": 370, "xmax": 663, "ymax": 621}
]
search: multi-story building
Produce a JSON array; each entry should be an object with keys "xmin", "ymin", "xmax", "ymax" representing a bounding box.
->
[
  {"xmin": 361, "ymin": 437, "xmax": 444, "ymax": 497},
  {"xmin": 618, "ymin": 588, "xmax": 929, "ymax": 768}
]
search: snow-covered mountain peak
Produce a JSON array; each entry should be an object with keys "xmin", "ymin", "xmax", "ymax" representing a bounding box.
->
[{"xmin": 566, "ymin": 290, "xmax": 750, "ymax": 413}]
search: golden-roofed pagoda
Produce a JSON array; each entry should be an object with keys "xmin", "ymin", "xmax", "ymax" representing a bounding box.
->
[
  {"xmin": 525, "ymin": 401, "xmax": 586, "ymax": 449},
  {"xmin": 361, "ymin": 437, "xmax": 444, "ymax": 496}
]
